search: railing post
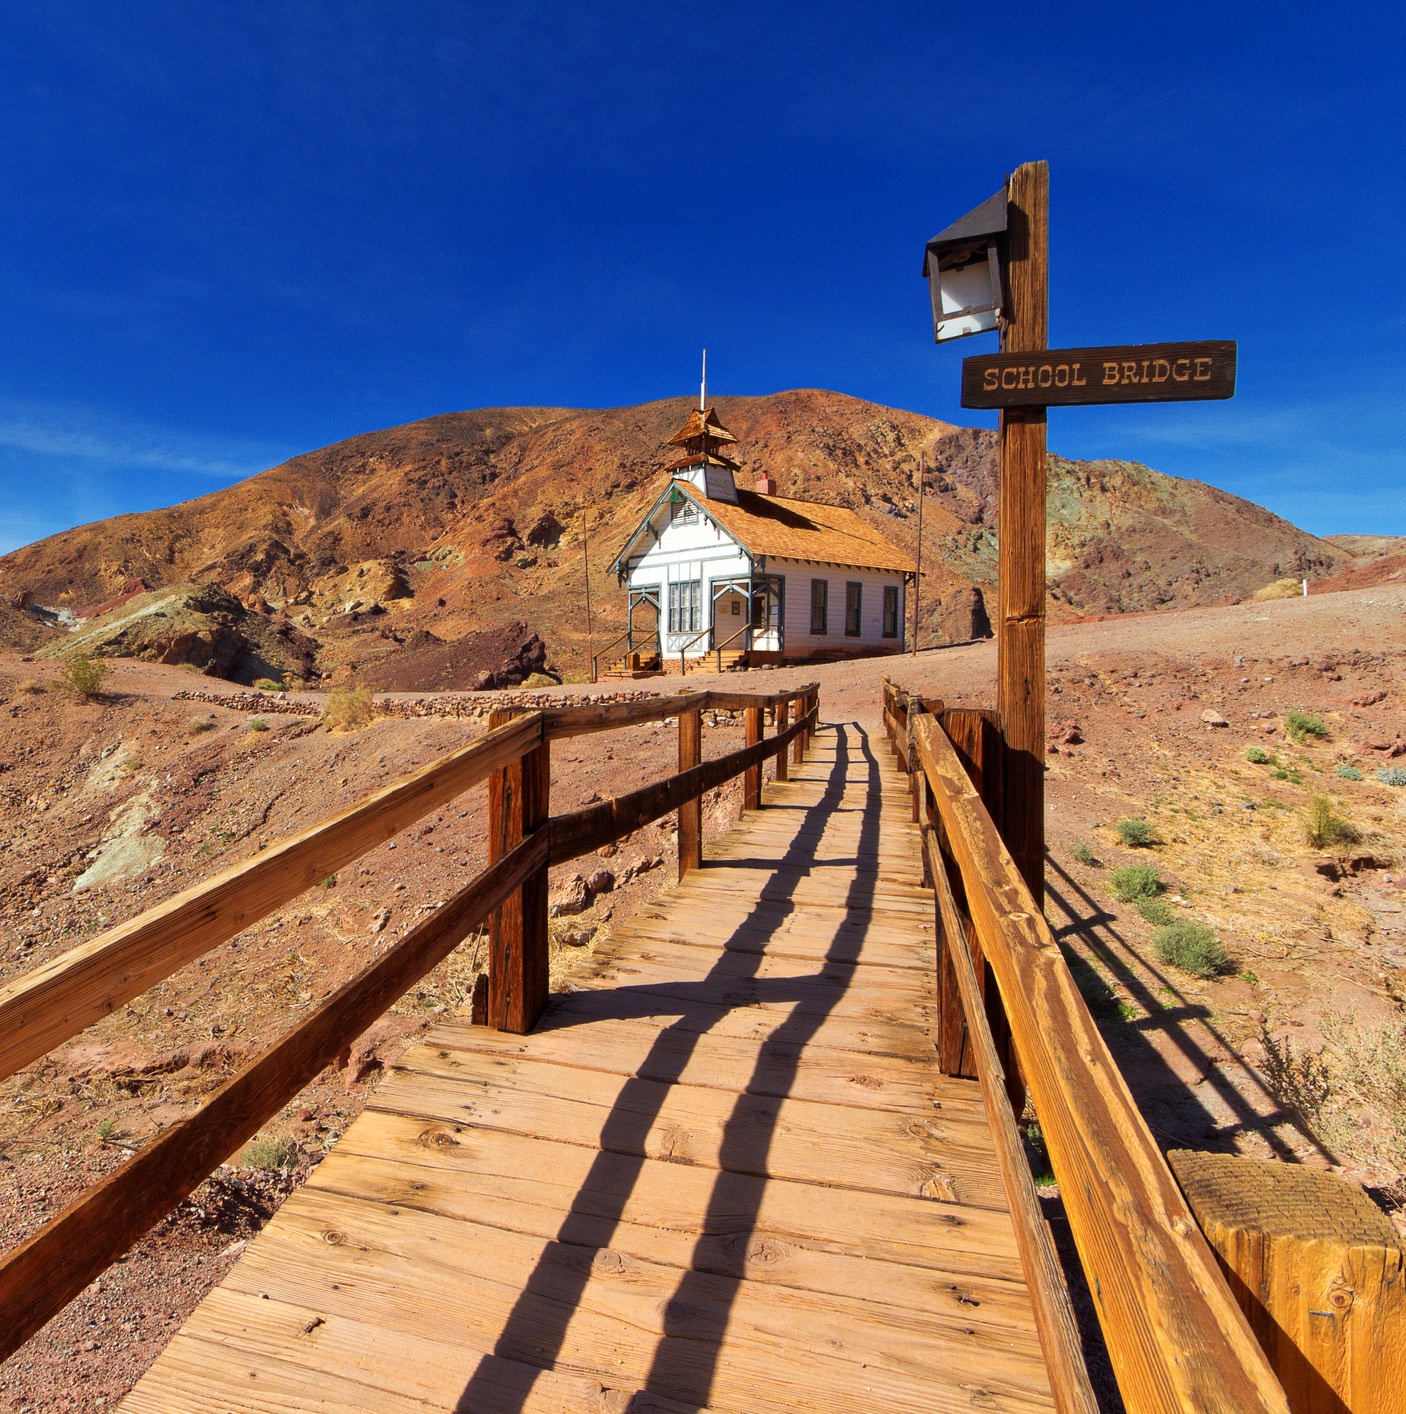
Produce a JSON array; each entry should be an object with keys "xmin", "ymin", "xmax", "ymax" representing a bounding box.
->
[
  {"xmin": 792, "ymin": 693, "xmax": 805, "ymax": 768},
  {"xmin": 486, "ymin": 710, "xmax": 549, "ymax": 1033},
  {"xmin": 775, "ymin": 700, "xmax": 789, "ymax": 781},
  {"xmin": 743, "ymin": 704, "xmax": 763, "ymax": 811},
  {"xmin": 677, "ymin": 702, "xmax": 702, "ymax": 879}
]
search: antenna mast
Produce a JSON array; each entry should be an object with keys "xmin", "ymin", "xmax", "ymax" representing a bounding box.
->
[{"xmin": 700, "ymin": 348, "xmax": 707, "ymax": 411}]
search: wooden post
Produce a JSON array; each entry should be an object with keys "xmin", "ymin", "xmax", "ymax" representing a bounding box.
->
[
  {"xmin": 997, "ymin": 159, "xmax": 1049, "ymax": 910},
  {"xmin": 486, "ymin": 710, "xmax": 550, "ymax": 1033},
  {"xmin": 792, "ymin": 694, "xmax": 805, "ymax": 768},
  {"xmin": 1170, "ymin": 1150, "xmax": 1405, "ymax": 1414},
  {"xmin": 775, "ymin": 700, "xmax": 789, "ymax": 781},
  {"xmin": 677, "ymin": 703, "xmax": 702, "ymax": 879},
  {"xmin": 743, "ymin": 705, "xmax": 762, "ymax": 811}
]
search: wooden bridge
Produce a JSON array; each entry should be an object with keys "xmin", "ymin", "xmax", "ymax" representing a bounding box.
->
[{"xmin": 0, "ymin": 682, "xmax": 1393, "ymax": 1411}]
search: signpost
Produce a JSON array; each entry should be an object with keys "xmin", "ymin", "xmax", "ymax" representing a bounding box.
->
[{"xmin": 924, "ymin": 164, "xmax": 1236, "ymax": 908}]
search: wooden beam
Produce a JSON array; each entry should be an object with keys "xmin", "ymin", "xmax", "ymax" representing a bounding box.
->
[
  {"xmin": 924, "ymin": 828, "xmax": 1098, "ymax": 1414},
  {"xmin": 677, "ymin": 704, "xmax": 702, "ymax": 879},
  {"xmin": 997, "ymin": 159, "xmax": 1050, "ymax": 908},
  {"xmin": 774, "ymin": 700, "xmax": 789, "ymax": 782},
  {"xmin": 544, "ymin": 692, "xmax": 707, "ymax": 740},
  {"xmin": 546, "ymin": 708, "xmax": 812, "ymax": 864},
  {"xmin": 486, "ymin": 713, "xmax": 550, "ymax": 1034},
  {"xmin": 912, "ymin": 715, "xmax": 1287, "ymax": 1413},
  {"xmin": 0, "ymin": 712, "xmax": 543, "ymax": 1084},
  {"xmin": 0, "ymin": 831, "xmax": 546, "ymax": 1365},
  {"xmin": 743, "ymin": 705, "xmax": 763, "ymax": 812},
  {"xmin": 1170, "ymin": 1149, "xmax": 1405, "ymax": 1414}
]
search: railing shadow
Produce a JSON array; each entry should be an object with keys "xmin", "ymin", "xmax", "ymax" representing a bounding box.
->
[
  {"xmin": 1044, "ymin": 853, "xmax": 1332, "ymax": 1162},
  {"xmin": 455, "ymin": 720, "xmax": 885, "ymax": 1410}
]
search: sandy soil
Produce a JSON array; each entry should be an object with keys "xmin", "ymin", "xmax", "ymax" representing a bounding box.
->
[{"xmin": 1, "ymin": 581, "xmax": 1403, "ymax": 1409}]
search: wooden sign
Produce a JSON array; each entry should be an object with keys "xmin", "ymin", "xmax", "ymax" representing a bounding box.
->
[{"xmin": 961, "ymin": 339, "xmax": 1236, "ymax": 409}]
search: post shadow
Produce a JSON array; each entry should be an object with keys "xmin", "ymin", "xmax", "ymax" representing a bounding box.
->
[{"xmin": 455, "ymin": 720, "xmax": 887, "ymax": 1410}]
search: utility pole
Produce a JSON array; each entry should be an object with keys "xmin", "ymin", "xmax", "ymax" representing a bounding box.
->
[
  {"xmin": 581, "ymin": 507, "xmax": 595, "ymax": 682},
  {"xmin": 912, "ymin": 452, "xmax": 924, "ymax": 656},
  {"xmin": 996, "ymin": 161, "xmax": 1049, "ymax": 909}
]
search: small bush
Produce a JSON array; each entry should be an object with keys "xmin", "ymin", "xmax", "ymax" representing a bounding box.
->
[
  {"xmin": 16, "ymin": 678, "xmax": 45, "ymax": 695},
  {"xmin": 1245, "ymin": 746, "xmax": 1275, "ymax": 765},
  {"xmin": 248, "ymin": 717, "xmax": 269, "ymax": 732},
  {"xmin": 1272, "ymin": 764, "xmax": 1305, "ymax": 784},
  {"xmin": 1153, "ymin": 919, "xmax": 1231, "ymax": 978},
  {"xmin": 1071, "ymin": 841, "xmax": 1100, "ymax": 867},
  {"xmin": 58, "ymin": 652, "xmax": 109, "ymax": 701},
  {"xmin": 1136, "ymin": 896, "xmax": 1176, "ymax": 926},
  {"xmin": 1114, "ymin": 817, "xmax": 1157, "ymax": 848},
  {"xmin": 1376, "ymin": 766, "xmax": 1406, "ymax": 787},
  {"xmin": 95, "ymin": 1116, "xmax": 116, "ymax": 1143},
  {"xmin": 1252, "ymin": 577, "xmax": 1301, "ymax": 602},
  {"xmin": 254, "ymin": 677, "xmax": 288, "ymax": 692},
  {"xmin": 1284, "ymin": 709, "xmax": 1328, "ymax": 744},
  {"xmin": 1336, "ymin": 765, "xmax": 1364, "ymax": 781},
  {"xmin": 242, "ymin": 1133, "xmax": 299, "ymax": 1171},
  {"xmin": 324, "ymin": 685, "xmax": 376, "ymax": 733},
  {"xmin": 1303, "ymin": 793, "xmax": 1359, "ymax": 849},
  {"xmin": 1109, "ymin": 862, "xmax": 1164, "ymax": 901},
  {"xmin": 187, "ymin": 715, "xmax": 216, "ymax": 736}
]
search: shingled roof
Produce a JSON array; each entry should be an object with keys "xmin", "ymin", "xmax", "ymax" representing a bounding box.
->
[{"xmin": 679, "ymin": 482, "xmax": 915, "ymax": 574}]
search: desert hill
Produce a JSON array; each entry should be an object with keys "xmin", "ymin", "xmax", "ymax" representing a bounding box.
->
[{"xmin": 0, "ymin": 390, "xmax": 1351, "ymax": 685}]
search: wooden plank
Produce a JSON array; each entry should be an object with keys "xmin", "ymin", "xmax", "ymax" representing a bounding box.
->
[
  {"xmin": 743, "ymin": 704, "xmax": 763, "ymax": 811},
  {"xmin": 913, "ymin": 714, "xmax": 1288, "ymax": 1412},
  {"xmin": 307, "ymin": 1146, "xmax": 1031, "ymax": 1322},
  {"xmin": 962, "ymin": 340, "xmax": 1237, "ymax": 408},
  {"xmin": 221, "ymin": 1189, "xmax": 1055, "ymax": 1414},
  {"xmin": 0, "ymin": 831, "xmax": 547, "ymax": 1365},
  {"xmin": 543, "ymin": 689, "xmax": 710, "ymax": 739},
  {"xmin": 372, "ymin": 1052, "xmax": 1005, "ymax": 1206},
  {"xmin": 774, "ymin": 700, "xmax": 789, "ymax": 781},
  {"xmin": 332, "ymin": 1108, "xmax": 1022, "ymax": 1279},
  {"xmin": 0, "ymin": 711, "xmax": 543, "ymax": 1084},
  {"xmin": 133, "ymin": 1287, "xmax": 715, "ymax": 1414},
  {"xmin": 927, "ymin": 830, "xmax": 1098, "ymax": 1414},
  {"xmin": 677, "ymin": 703, "xmax": 702, "ymax": 878},
  {"xmin": 1170, "ymin": 1149, "xmax": 1405, "ymax": 1414},
  {"xmin": 997, "ymin": 159, "xmax": 1048, "ymax": 911},
  {"xmin": 422, "ymin": 1016, "xmax": 979, "ymax": 1117}
]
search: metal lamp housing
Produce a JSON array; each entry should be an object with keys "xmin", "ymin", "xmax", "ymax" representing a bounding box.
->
[{"xmin": 923, "ymin": 188, "xmax": 1008, "ymax": 344}]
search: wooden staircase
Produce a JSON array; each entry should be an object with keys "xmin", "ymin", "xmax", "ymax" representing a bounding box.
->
[
  {"xmin": 683, "ymin": 649, "xmax": 749, "ymax": 675},
  {"xmin": 600, "ymin": 652, "xmax": 663, "ymax": 679}
]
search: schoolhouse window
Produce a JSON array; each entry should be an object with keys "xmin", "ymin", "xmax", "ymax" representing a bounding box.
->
[
  {"xmin": 845, "ymin": 582, "xmax": 862, "ymax": 636},
  {"xmin": 882, "ymin": 585, "xmax": 899, "ymax": 638},
  {"xmin": 810, "ymin": 579, "xmax": 828, "ymax": 634},
  {"xmin": 671, "ymin": 496, "xmax": 699, "ymax": 526},
  {"xmin": 668, "ymin": 579, "xmax": 702, "ymax": 634}
]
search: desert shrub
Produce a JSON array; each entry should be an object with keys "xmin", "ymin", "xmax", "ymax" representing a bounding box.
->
[
  {"xmin": 1136, "ymin": 896, "xmax": 1176, "ymax": 926},
  {"xmin": 95, "ymin": 1116, "xmax": 116, "ymax": 1143},
  {"xmin": 1284, "ymin": 709, "xmax": 1328, "ymax": 744},
  {"xmin": 187, "ymin": 715, "xmax": 216, "ymax": 736},
  {"xmin": 1303, "ymin": 793, "xmax": 1359, "ymax": 849},
  {"xmin": 1153, "ymin": 919, "xmax": 1230, "ymax": 977},
  {"xmin": 1262, "ymin": 1013, "xmax": 1406, "ymax": 1176},
  {"xmin": 1272, "ymin": 764, "xmax": 1304, "ymax": 784},
  {"xmin": 242, "ymin": 1133, "xmax": 299, "ymax": 1171},
  {"xmin": 1376, "ymin": 766, "xmax": 1406, "ymax": 787},
  {"xmin": 1252, "ymin": 578, "xmax": 1301, "ymax": 602},
  {"xmin": 248, "ymin": 717, "xmax": 269, "ymax": 732},
  {"xmin": 324, "ymin": 685, "xmax": 376, "ymax": 732},
  {"xmin": 16, "ymin": 678, "xmax": 45, "ymax": 695},
  {"xmin": 254, "ymin": 677, "xmax": 288, "ymax": 692},
  {"xmin": 1245, "ymin": 746, "xmax": 1275, "ymax": 765},
  {"xmin": 1336, "ymin": 765, "xmax": 1364, "ymax": 781},
  {"xmin": 1109, "ymin": 862, "xmax": 1164, "ymax": 901},
  {"xmin": 1114, "ymin": 817, "xmax": 1157, "ymax": 848},
  {"xmin": 1071, "ymin": 841, "xmax": 1100, "ymax": 867},
  {"xmin": 58, "ymin": 652, "xmax": 108, "ymax": 701}
]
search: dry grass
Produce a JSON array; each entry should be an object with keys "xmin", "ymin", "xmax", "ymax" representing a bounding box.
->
[
  {"xmin": 1252, "ymin": 577, "xmax": 1303, "ymax": 602},
  {"xmin": 324, "ymin": 685, "xmax": 377, "ymax": 733}
]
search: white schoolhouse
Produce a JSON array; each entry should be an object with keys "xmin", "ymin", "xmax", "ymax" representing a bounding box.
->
[{"xmin": 606, "ymin": 403, "xmax": 915, "ymax": 673}]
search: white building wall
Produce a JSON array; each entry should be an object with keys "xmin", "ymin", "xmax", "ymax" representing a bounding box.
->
[
  {"xmin": 773, "ymin": 560, "xmax": 906, "ymax": 656},
  {"xmin": 626, "ymin": 508, "xmax": 751, "ymax": 655}
]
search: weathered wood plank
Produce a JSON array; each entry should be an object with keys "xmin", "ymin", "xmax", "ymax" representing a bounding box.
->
[
  {"xmin": 0, "ymin": 712, "xmax": 543, "ymax": 1084},
  {"xmin": 677, "ymin": 702, "xmax": 702, "ymax": 878},
  {"xmin": 914, "ymin": 714, "xmax": 1287, "ymax": 1412},
  {"xmin": 0, "ymin": 832, "xmax": 546, "ymax": 1365}
]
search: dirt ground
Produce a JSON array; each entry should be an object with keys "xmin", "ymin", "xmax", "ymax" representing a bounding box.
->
[{"xmin": 1, "ymin": 581, "xmax": 1403, "ymax": 1409}]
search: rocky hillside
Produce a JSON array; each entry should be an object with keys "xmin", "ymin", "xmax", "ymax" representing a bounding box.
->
[{"xmin": 0, "ymin": 391, "xmax": 1351, "ymax": 684}]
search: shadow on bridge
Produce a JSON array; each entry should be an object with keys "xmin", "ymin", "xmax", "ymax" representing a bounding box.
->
[{"xmin": 455, "ymin": 719, "xmax": 885, "ymax": 1411}]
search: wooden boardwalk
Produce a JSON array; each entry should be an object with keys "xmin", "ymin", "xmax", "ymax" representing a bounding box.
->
[{"xmin": 122, "ymin": 721, "xmax": 1055, "ymax": 1413}]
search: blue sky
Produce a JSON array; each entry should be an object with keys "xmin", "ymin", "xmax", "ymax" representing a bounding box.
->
[{"xmin": 1, "ymin": 1, "xmax": 1402, "ymax": 554}]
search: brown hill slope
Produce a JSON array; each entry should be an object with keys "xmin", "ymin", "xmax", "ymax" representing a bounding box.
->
[{"xmin": 0, "ymin": 390, "xmax": 1349, "ymax": 681}]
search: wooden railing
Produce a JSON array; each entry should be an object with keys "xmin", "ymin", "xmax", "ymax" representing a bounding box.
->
[
  {"xmin": 882, "ymin": 680, "xmax": 1290, "ymax": 1414},
  {"xmin": 0, "ymin": 682, "xmax": 818, "ymax": 1362},
  {"xmin": 589, "ymin": 627, "xmax": 661, "ymax": 682}
]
